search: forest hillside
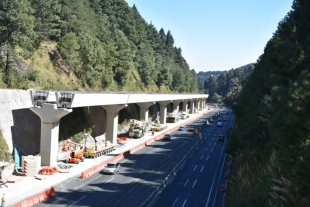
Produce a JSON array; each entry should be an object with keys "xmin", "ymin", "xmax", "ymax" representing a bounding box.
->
[
  {"xmin": 226, "ymin": 0, "xmax": 310, "ymax": 206},
  {"xmin": 0, "ymin": 0, "xmax": 199, "ymax": 93}
]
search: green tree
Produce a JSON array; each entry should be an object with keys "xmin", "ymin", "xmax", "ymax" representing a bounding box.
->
[
  {"xmin": 0, "ymin": 131, "xmax": 11, "ymax": 162},
  {"xmin": 30, "ymin": 0, "xmax": 62, "ymax": 42},
  {"xmin": 58, "ymin": 32, "xmax": 82, "ymax": 75},
  {"xmin": 0, "ymin": 0, "xmax": 35, "ymax": 85}
]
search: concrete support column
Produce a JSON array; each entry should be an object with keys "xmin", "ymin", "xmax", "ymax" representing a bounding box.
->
[
  {"xmin": 189, "ymin": 100, "xmax": 195, "ymax": 114},
  {"xmin": 173, "ymin": 100, "xmax": 182, "ymax": 113},
  {"xmin": 102, "ymin": 105, "xmax": 127, "ymax": 145},
  {"xmin": 196, "ymin": 100, "xmax": 201, "ymax": 111},
  {"xmin": 182, "ymin": 100, "xmax": 189, "ymax": 113},
  {"xmin": 30, "ymin": 103, "xmax": 72, "ymax": 167},
  {"xmin": 158, "ymin": 101, "xmax": 171, "ymax": 125},
  {"xmin": 137, "ymin": 102, "xmax": 155, "ymax": 122}
]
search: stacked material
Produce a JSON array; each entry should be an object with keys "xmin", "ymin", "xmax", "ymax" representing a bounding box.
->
[{"xmin": 22, "ymin": 155, "xmax": 41, "ymax": 177}]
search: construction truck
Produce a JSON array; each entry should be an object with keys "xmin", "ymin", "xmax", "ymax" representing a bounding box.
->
[
  {"xmin": 180, "ymin": 111, "xmax": 189, "ymax": 119},
  {"xmin": 151, "ymin": 123, "xmax": 168, "ymax": 132},
  {"xmin": 128, "ymin": 119, "xmax": 147, "ymax": 138},
  {"xmin": 166, "ymin": 112, "xmax": 180, "ymax": 123}
]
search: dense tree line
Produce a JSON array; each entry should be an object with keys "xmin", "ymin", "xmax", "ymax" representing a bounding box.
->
[
  {"xmin": 199, "ymin": 64, "xmax": 254, "ymax": 104},
  {"xmin": 0, "ymin": 0, "xmax": 199, "ymax": 93},
  {"xmin": 226, "ymin": 0, "xmax": 310, "ymax": 206}
]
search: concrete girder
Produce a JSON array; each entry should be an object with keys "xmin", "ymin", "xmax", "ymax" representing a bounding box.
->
[
  {"xmin": 137, "ymin": 102, "xmax": 155, "ymax": 123},
  {"xmin": 102, "ymin": 104, "xmax": 127, "ymax": 145},
  {"xmin": 30, "ymin": 103, "xmax": 72, "ymax": 167},
  {"xmin": 158, "ymin": 101, "xmax": 172, "ymax": 125}
]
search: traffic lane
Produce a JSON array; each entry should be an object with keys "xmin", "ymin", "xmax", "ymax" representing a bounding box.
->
[
  {"xmin": 186, "ymin": 140, "xmax": 227, "ymax": 207},
  {"xmin": 117, "ymin": 138, "xmax": 201, "ymax": 207},
  {"xmin": 153, "ymin": 118, "xmax": 229, "ymax": 207},
  {"xmin": 152, "ymin": 119, "xmax": 224, "ymax": 206},
  {"xmin": 152, "ymin": 138, "xmax": 224, "ymax": 207},
  {"xmin": 34, "ymin": 137, "xmax": 189, "ymax": 207},
  {"xmin": 212, "ymin": 115, "xmax": 235, "ymax": 207}
]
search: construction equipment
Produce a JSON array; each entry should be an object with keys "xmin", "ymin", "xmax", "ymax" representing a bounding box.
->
[
  {"xmin": 68, "ymin": 148, "xmax": 85, "ymax": 164},
  {"xmin": 166, "ymin": 112, "xmax": 180, "ymax": 123},
  {"xmin": 151, "ymin": 123, "xmax": 168, "ymax": 132},
  {"xmin": 84, "ymin": 142, "xmax": 115, "ymax": 159},
  {"xmin": 62, "ymin": 140, "xmax": 86, "ymax": 164},
  {"xmin": 128, "ymin": 119, "xmax": 147, "ymax": 138}
]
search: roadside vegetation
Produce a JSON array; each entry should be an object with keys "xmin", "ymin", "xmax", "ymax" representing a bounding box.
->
[
  {"xmin": 226, "ymin": 0, "xmax": 310, "ymax": 206},
  {"xmin": 0, "ymin": 131, "xmax": 11, "ymax": 162}
]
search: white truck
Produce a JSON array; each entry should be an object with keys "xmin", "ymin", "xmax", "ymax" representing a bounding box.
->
[
  {"xmin": 180, "ymin": 111, "xmax": 189, "ymax": 119},
  {"xmin": 128, "ymin": 119, "xmax": 147, "ymax": 138},
  {"xmin": 166, "ymin": 112, "xmax": 180, "ymax": 123}
]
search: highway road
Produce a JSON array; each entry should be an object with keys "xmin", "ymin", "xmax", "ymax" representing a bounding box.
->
[
  {"xmin": 34, "ymin": 107, "xmax": 227, "ymax": 207},
  {"xmin": 152, "ymin": 107, "xmax": 234, "ymax": 207}
]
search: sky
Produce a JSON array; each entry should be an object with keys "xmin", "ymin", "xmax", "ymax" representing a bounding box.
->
[{"xmin": 125, "ymin": 0, "xmax": 293, "ymax": 72}]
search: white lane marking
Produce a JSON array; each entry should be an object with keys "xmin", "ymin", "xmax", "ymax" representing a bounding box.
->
[
  {"xmin": 182, "ymin": 199, "xmax": 187, "ymax": 207},
  {"xmin": 190, "ymin": 154, "xmax": 193, "ymax": 158},
  {"xmin": 193, "ymin": 165, "xmax": 197, "ymax": 171},
  {"xmin": 212, "ymin": 138, "xmax": 214, "ymax": 140},
  {"xmin": 205, "ymin": 137, "xmax": 227, "ymax": 207},
  {"xmin": 200, "ymin": 166, "xmax": 204, "ymax": 172},
  {"xmin": 211, "ymin": 148, "xmax": 213, "ymax": 152},
  {"xmin": 181, "ymin": 163, "xmax": 185, "ymax": 170},
  {"xmin": 209, "ymin": 142, "xmax": 212, "ymax": 145},
  {"xmin": 206, "ymin": 156, "xmax": 209, "ymax": 160},
  {"xmin": 169, "ymin": 176, "xmax": 175, "ymax": 185},
  {"xmin": 60, "ymin": 183, "xmax": 64, "ymax": 192},
  {"xmin": 68, "ymin": 195, "xmax": 86, "ymax": 207},
  {"xmin": 192, "ymin": 179, "xmax": 197, "ymax": 188},
  {"xmin": 184, "ymin": 179, "xmax": 189, "ymax": 187},
  {"xmin": 200, "ymin": 155, "xmax": 204, "ymax": 159},
  {"xmin": 214, "ymin": 142, "xmax": 216, "ymax": 146},
  {"xmin": 196, "ymin": 146, "xmax": 199, "ymax": 150},
  {"xmin": 74, "ymin": 175, "xmax": 102, "ymax": 190},
  {"xmin": 172, "ymin": 198, "xmax": 178, "ymax": 207},
  {"xmin": 205, "ymin": 148, "xmax": 208, "ymax": 151}
]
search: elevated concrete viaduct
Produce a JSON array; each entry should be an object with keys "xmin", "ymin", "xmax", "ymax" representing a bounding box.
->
[{"xmin": 30, "ymin": 90, "xmax": 208, "ymax": 166}]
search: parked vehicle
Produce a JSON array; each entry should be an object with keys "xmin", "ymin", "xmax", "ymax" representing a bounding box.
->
[
  {"xmin": 217, "ymin": 122, "xmax": 223, "ymax": 127},
  {"xmin": 179, "ymin": 126, "xmax": 185, "ymax": 131},
  {"xmin": 128, "ymin": 119, "xmax": 147, "ymax": 138}
]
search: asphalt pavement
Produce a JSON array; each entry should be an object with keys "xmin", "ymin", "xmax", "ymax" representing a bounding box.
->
[
  {"xmin": 1, "ymin": 106, "xmax": 219, "ymax": 207},
  {"xmin": 152, "ymin": 108, "xmax": 234, "ymax": 207}
]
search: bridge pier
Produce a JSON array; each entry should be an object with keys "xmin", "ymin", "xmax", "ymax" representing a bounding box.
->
[
  {"xmin": 158, "ymin": 101, "xmax": 172, "ymax": 125},
  {"xmin": 30, "ymin": 103, "xmax": 72, "ymax": 167},
  {"xmin": 173, "ymin": 100, "xmax": 182, "ymax": 114},
  {"xmin": 102, "ymin": 104, "xmax": 127, "ymax": 145},
  {"xmin": 137, "ymin": 102, "xmax": 155, "ymax": 122},
  {"xmin": 189, "ymin": 99, "xmax": 195, "ymax": 114},
  {"xmin": 182, "ymin": 100, "xmax": 189, "ymax": 113}
]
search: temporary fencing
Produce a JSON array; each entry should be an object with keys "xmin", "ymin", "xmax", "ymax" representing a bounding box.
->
[{"xmin": 13, "ymin": 186, "xmax": 55, "ymax": 207}]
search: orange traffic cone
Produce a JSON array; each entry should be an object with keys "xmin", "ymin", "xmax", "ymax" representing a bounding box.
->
[
  {"xmin": 224, "ymin": 172, "xmax": 228, "ymax": 179},
  {"xmin": 226, "ymin": 163, "xmax": 230, "ymax": 169},
  {"xmin": 221, "ymin": 185, "xmax": 226, "ymax": 193}
]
